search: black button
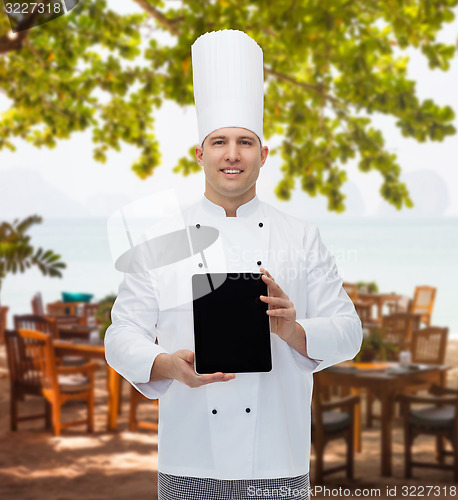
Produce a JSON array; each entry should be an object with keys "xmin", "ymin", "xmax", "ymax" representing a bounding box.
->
[
  {"xmin": 257, "ymin": 261, "xmax": 262, "ymax": 266},
  {"xmin": 259, "ymin": 222, "xmax": 263, "ymax": 227},
  {"xmin": 196, "ymin": 224, "xmax": 201, "ymax": 229},
  {"xmin": 198, "ymin": 263, "xmax": 203, "ymax": 268},
  {"xmin": 212, "ymin": 409, "xmax": 217, "ymax": 415},
  {"xmin": 246, "ymin": 408, "xmax": 251, "ymax": 413}
]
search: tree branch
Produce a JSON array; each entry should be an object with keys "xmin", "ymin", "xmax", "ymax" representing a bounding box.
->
[
  {"xmin": 133, "ymin": 0, "xmax": 181, "ymax": 36},
  {"xmin": 264, "ymin": 66, "xmax": 342, "ymax": 106},
  {"xmin": 0, "ymin": 31, "xmax": 30, "ymax": 55},
  {"xmin": 0, "ymin": 0, "xmax": 53, "ymax": 54}
]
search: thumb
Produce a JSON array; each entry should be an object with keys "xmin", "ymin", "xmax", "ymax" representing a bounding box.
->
[{"xmin": 176, "ymin": 349, "xmax": 194, "ymax": 364}]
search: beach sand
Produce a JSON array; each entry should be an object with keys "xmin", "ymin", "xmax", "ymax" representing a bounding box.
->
[{"xmin": 1, "ymin": 340, "xmax": 457, "ymax": 500}]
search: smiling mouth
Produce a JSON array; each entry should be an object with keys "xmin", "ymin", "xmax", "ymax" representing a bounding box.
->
[{"xmin": 221, "ymin": 169, "xmax": 243, "ymax": 174}]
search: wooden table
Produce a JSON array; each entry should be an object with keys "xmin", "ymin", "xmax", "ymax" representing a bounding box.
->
[
  {"xmin": 54, "ymin": 339, "xmax": 121, "ymax": 432},
  {"xmin": 358, "ymin": 293, "xmax": 401, "ymax": 323},
  {"xmin": 320, "ymin": 362, "xmax": 449, "ymax": 476},
  {"xmin": 58, "ymin": 324, "xmax": 96, "ymax": 341}
]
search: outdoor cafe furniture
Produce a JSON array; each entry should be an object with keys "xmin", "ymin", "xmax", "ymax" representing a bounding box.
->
[
  {"xmin": 312, "ymin": 371, "xmax": 360, "ymax": 484},
  {"xmin": 357, "ymin": 291, "xmax": 403, "ymax": 324},
  {"xmin": 366, "ymin": 323, "xmax": 446, "ymax": 428},
  {"xmin": 380, "ymin": 312, "xmax": 421, "ymax": 353},
  {"xmin": 410, "ymin": 285, "xmax": 437, "ymax": 326},
  {"xmin": 394, "ymin": 327, "xmax": 449, "ymax": 399},
  {"xmin": 411, "ymin": 327, "xmax": 448, "ymax": 365},
  {"xmin": 14, "ymin": 314, "xmax": 87, "ymax": 366},
  {"xmin": 400, "ymin": 384, "xmax": 458, "ymax": 481},
  {"xmin": 5, "ymin": 329, "xmax": 50, "ymax": 431},
  {"xmin": 6, "ymin": 328, "xmax": 99, "ymax": 435},
  {"xmin": 0, "ymin": 305, "xmax": 8, "ymax": 344},
  {"xmin": 320, "ymin": 361, "xmax": 449, "ymax": 477},
  {"xmin": 32, "ymin": 292, "xmax": 79, "ymax": 325},
  {"xmin": 53, "ymin": 338, "xmax": 122, "ymax": 431},
  {"xmin": 129, "ymin": 385, "xmax": 158, "ymax": 432}
]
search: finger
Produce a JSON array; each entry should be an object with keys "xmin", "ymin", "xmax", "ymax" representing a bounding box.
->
[
  {"xmin": 266, "ymin": 308, "xmax": 295, "ymax": 319},
  {"xmin": 260, "ymin": 267, "xmax": 274, "ymax": 281},
  {"xmin": 176, "ymin": 349, "xmax": 195, "ymax": 364},
  {"xmin": 197, "ymin": 372, "xmax": 235, "ymax": 385},
  {"xmin": 259, "ymin": 295, "xmax": 291, "ymax": 307},
  {"xmin": 260, "ymin": 277, "xmax": 287, "ymax": 299}
]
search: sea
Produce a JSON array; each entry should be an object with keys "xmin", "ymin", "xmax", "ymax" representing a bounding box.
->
[{"xmin": 1, "ymin": 216, "xmax": 457, "ymax": 338}]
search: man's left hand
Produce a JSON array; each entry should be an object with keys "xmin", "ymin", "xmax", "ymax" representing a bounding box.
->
[{"xmin": 259, "ymin": 267, "xmax": 297, "ymax": 344}]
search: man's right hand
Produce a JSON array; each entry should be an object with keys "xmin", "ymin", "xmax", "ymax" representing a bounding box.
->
[{"xmin": 150, "ymin": 350, "xmax": 235, "ymax": 388}]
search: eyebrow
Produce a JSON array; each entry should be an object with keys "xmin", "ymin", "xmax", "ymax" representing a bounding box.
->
[{"xmin": 208, "ymin": 135, "xmax": 256, "ymax": 141}]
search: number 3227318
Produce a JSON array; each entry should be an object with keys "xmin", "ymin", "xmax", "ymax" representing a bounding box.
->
[
  {"xmin": 402, "ymin": 485, "xmax": 456, "ymax": 496},
  {"xmin": 5, "ymin": 3, "xmax": 62, "ymax": 14}
]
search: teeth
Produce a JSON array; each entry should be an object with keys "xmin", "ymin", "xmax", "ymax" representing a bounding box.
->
[{"xmin": 222, "ymin": 170, "xmax": 241, "ymax": 174}]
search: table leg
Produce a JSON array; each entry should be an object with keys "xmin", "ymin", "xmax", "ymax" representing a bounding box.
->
[
  {"xmin": 107, "ymin": 366, "xmax": 121, "ymax": 431},
  {"xmin": 351, "ymin": 388, "xmax": 362, "ymax": 453},
  {"xmin": 380, "ymin": 389, "xmax": 394, "ymax": 476}
]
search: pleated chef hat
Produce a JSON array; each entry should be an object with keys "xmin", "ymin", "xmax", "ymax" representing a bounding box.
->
[{"xmin": 192, "ymin": 30, "xmax": 264, "ymax": 145}]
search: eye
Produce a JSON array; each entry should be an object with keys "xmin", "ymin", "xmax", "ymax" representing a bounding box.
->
[
  {"xmin": 212, "ymin": 140, "xmax": 224, "ymax": 145},
  {"xmin": 240, "ymin": 140, "xmax": 252, "ymax": 145}
]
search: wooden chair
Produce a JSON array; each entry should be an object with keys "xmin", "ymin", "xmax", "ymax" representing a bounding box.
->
[
  {"xmin": 0, "ymin": 306, "xmax": 8, "ymax": 344},
  {"xmin": 32, "ymin": 293, "xmax": 80, "ymax": 326},
  {"xmin": 343, "ymin": 283, "xmax": 376, "ymax": 327},
  {"xmin": 354, "ymin": 302, "xmax": 373, "ymax": 326},
  {"xmin": 129, "ymin": 385, "xmax": 159, "ymax": 432},
  {"xmin": 14, "ymin": 314, "xmax": 87, "ymax": 366},
  {"xmin": 5, "ymin": 329, "xmax": 51, "ymax": 431},
  {"xmin": 81, "ymin": 303, "xmax": 100, "ymax": 326},
  {"xmin": 411, "ymin": 327, "xmax": 448, "ymax": 365},
  {"xmin": 394, "ymin": 327, "xmax": 450, "ymax": 401},
  {"xmin": 401, "ymin": 385, "xmax": 458, "ymax": 481},
  {"xmin": 410, "ymin": 286, "xmax": 436, "ymax": 326},
  {"xmin": 381, "ymin": 312, "xmax": 421, "ymax": 354},
  {"xmin": 342, "ymin": 282, "xmax": 359, "ymax": 303},
  {"xmin": 311, "ymin": 372, "xmax": 360, "ymax": 483},
  {"xmin": 31, "ymin": 293, "xmax": 45, "ymax": 316},
  {"xmin": 17, "ymin": 328, "xmax": 99, "ymax": 436},
  {"xmin": 47, "ymin": 301, "xmax": 80, "ymax": 317},
  {"xmin": 366, "ymin": 313, "xmax": 421, "ymax": 426},
  {"xmin": 14, "ymin": 314, "xmax": 59, "ymax": 338}
]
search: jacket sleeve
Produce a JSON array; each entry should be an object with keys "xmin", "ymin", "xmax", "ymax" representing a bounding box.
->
[
  {"xmin": 295, "ymin": 224, "xmax": 363, "ymax": 373},
  {"xmin": 104, "ymin": 269, "xmax": 173, "ymax": 399}
]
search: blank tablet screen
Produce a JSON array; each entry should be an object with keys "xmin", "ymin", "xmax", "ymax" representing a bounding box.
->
[{"xmin": 192, "ymin": 273, "xmax": 272, "ymax": 374}]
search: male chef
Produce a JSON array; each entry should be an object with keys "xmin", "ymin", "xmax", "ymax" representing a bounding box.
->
[{"xmin": 105, "ymin": 30, "xmax": 362, "ymax": 500}]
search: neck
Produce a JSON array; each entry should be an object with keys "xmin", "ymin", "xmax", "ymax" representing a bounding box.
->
[{"xmin": 204, "ymin": 186, "xmax": 256, "ymax": 217}]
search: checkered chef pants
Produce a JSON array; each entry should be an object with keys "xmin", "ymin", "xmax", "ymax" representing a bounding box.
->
[{"xmin": 158, "ymin": 472, "xmax": 310, "ymax": 500}]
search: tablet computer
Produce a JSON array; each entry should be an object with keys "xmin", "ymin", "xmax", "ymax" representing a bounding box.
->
[{"xmin": 192, "ymin": 272, "xmax": 272, "ymax": 374}]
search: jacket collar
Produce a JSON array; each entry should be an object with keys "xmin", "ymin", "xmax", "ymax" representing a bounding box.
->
[{"xmin": 201, "ymin": 195, "xmax": 260, "ymax": 218}]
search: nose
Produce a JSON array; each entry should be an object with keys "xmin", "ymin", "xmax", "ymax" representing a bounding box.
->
[{"xmin": 225, "ymin": 143, "xmax": 240, "ymax": 163}]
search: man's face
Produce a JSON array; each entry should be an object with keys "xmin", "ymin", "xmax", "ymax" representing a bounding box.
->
[{"xmin": 195, "ymin": 127, "xmax": 269, "ymax": 205}]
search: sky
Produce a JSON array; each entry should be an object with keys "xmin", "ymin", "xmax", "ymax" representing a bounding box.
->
[{"xmin": 0, "ymin": 1, "xmax": 457, "ymax": 221}]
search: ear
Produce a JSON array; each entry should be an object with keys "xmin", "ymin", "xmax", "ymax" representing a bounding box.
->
[
  {"xmin": 260, "ymin": 145, "xmax": 269, "ymax": 168},
  {"xmin": 195, "ymin": 145, "xmax": 204, "ymax": 166}
]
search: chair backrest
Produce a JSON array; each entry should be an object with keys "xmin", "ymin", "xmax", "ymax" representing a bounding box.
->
[
  {"xmin": 381, "ymin": 312, "xmax": 421, "ymax": 350},
  {"xmin": 47, "ymin": 301, "xmax": 79, "ymax": 317},
  {"xmin": 343, "ymin": 282, "xmax": 359, "ymax": 302},
  {"xmin": 411, "ymin": 327, "xmax": 448, "ymax": 365},
  {"xmin": 17, "ymin": 329, "xmax": 59, "ymax": 393},
  {"xmin": 4, "ymin": 329, "xmax": 43, "ymax": 392},
  {"xmin": 31, "ymin": 293, "xmax": 45, "ymax": 316},
  {"xmin": 0, "ymin": 306, "xmax": 8, "ymax": 343},
  {"xmin": 14, "ymin": 314, "xmax": 59, "ymax": 339},
  {"xmin": 354, "ymin": 302, "xmax": 371, "ymax": 324},
  {"xmin": 411, "ymin": 286, "xmax": 436, "ymax": 325},
  {"xmin": 82, "ymin": 303, "xmax": 99, "ymax": 325}
]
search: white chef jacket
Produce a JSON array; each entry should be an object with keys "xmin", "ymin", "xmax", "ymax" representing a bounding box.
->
[{"xmin": 105, "ymin": 195, "xmax": 362, "ymax": 480}]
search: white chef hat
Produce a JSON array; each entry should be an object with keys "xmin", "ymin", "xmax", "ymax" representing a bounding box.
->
[{"xmin": 192, "ymin": 29, "xmax": 264, "ymax": 146}]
